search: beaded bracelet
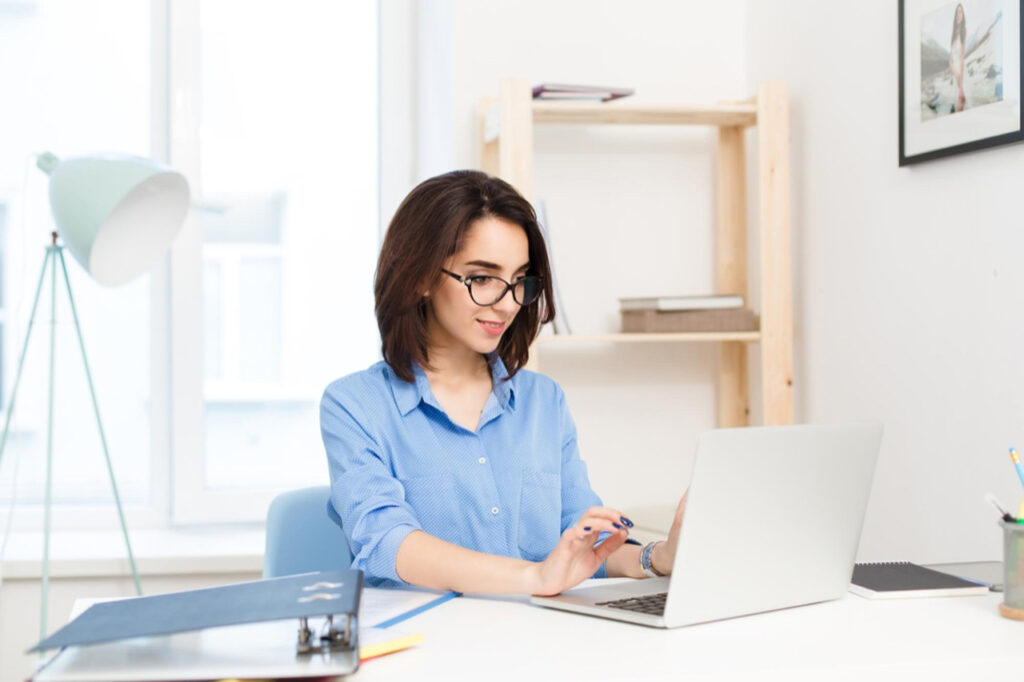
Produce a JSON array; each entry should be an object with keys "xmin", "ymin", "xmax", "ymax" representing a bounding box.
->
[{"xmin": 639, "ymin": 540, "xmax": 665, "ymax": 578}]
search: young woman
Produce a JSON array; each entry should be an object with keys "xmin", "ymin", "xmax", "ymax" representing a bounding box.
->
[{"xmin": 321, "ymin": 170, "xmax": 686, "ymax": 595}]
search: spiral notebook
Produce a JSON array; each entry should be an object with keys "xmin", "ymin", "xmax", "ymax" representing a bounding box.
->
[{"xmin": 849, "ymin": 562, "xmax": 990, "ymax": 599}]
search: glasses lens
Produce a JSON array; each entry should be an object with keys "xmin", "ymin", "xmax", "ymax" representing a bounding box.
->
[
  {"xmin": 513, "ymin": 277, "xmax": 541, "ymax": 305},
  {"xmin": 468, "ymin": 276, "xmax": 507, "ymax": 305}
]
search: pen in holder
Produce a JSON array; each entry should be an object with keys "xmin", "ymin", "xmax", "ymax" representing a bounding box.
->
[{"xmin": 998, "ymin": 519, "xmax": 1024, "ymax": 620}]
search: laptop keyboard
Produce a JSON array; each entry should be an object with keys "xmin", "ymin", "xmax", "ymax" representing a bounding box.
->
[{"xmin": 595, "ymin": 592, "xmax": 667, "ymax": 615}]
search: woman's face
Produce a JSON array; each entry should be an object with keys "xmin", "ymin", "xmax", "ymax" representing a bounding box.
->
[
  {"xmin": 426, "ymin": 215, "xmax": 530, "ymax": 358},
  {"xmin": 956, "ymin": 5, "xmax": 964, "ymax": 23}
]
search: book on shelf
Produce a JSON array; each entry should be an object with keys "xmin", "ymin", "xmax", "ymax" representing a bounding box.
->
[
  {"xmin": 849, "ymin": 562, "xmax": 990, "ymax": 599},
  {"xmin": 532, "ymin": 83, "xmax": 634, "ymax": 102},
  {"xmin": 621, "ymin": 308, "xmax": 758, "ymax": 334},
  {"xmin": 535, "ymin": 199, "xmax": 571, "ymax": 334},
  {"xmin": 619, "ymin": 294, "xmax": 744, "ymax": 312}
]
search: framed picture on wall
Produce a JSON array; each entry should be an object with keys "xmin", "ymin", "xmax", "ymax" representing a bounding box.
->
[{"xmin": 899, "ymin": 0, "xmax": 1024, "ymax": 165}]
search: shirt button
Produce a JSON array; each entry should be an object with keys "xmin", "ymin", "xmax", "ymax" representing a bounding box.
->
[
  {"xmin": 478, "ymin": 457, "xmax": 486, "ymax": 464},
  {"xmin": 490, "ymin": 507, "xmax": 499, "ymax": 515}
]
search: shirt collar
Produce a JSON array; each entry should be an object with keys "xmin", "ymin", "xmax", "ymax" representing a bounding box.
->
[
  {"xmin": 488, "ymin": 355, "xmax": 516, "ymax": 412},
  {"xmin": 387, "ymin": 355, "xmax": 517, "ymax": 417},
  {"xmin": 388, "ymin": 362, "xmax": 431, "ymax": 416}
]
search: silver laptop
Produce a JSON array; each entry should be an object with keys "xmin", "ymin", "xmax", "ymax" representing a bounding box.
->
[{"xmin": 531, "ymin": 422, "xmax": 882, "ymax": 628}]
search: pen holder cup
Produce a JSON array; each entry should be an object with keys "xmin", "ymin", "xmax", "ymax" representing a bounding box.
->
[{"xmin": 999, "ymin": 521, "xmax": 1024, "ymax": 620}]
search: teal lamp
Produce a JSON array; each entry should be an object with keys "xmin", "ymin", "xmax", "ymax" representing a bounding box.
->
[{"xmin": 0, "ymin": 151, "xmax": 189, "ymax": 641}]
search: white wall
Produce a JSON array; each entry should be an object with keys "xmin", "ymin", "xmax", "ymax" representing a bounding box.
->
[
  {"xmin": 428, "ymin": 0, "xmax": 1020, "ymax": 564},
  {"xmin": 745, "ymin": 1, "xmax": 1018, "ymax": 563},
  {"xmin": 419, "ymin": 0, "xmax": 752, "ymax": 515}
]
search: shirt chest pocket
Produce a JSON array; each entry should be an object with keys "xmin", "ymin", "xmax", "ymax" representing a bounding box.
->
[{"xmin": 517, "ymin": 469, "xmax": 561, "ymax": 562}]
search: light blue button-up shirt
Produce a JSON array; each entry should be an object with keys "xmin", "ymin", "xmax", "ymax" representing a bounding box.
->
[{"xmin": 320, "ymin": 357, "xmax": 605, "ymax": 586}]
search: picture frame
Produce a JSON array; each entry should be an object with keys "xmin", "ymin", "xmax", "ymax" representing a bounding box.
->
[{"xmin": 899, "ymin": 0, "xmax": 1024, "ymax": 165}]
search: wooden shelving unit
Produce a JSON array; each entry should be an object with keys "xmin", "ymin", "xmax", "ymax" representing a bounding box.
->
[
  {"xmin": 477, "ymin": 78, "xmax": 793, "ymax": 427},
  {"xmin": 537, "ymin": 332, "xmax": 763, "ymax": 345}
]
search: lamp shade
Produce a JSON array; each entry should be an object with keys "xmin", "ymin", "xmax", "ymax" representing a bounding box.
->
[{"xmin": 37, "ymin": 151, "xmax": 190, "ymax": 286}]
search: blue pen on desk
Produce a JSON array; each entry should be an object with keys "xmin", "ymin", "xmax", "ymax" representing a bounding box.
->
[{"xmin": 372, "ymin": 591, "xmax": 460, "ymax": 629}]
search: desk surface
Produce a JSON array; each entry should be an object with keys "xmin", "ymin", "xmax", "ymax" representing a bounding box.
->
[
  {"xmin": 355, "ymin": 580, "xmax": 1023, "ymax": 682},
  {"xmin": 52, "ymin": 579, "xmax": 1024, "ymax": 682}
]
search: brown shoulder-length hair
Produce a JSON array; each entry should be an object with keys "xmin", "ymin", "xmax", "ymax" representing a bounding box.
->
[{"xmin": 375, "ymin": 170, "xmax": 555, "ymax": 383}]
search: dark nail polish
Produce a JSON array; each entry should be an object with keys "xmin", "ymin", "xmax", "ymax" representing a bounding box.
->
[
  {"xmin": 620, "ymin": 516, "xmax": 634, "ymax": 528},
  {"xmin": 612, "ymin": 523, "xmax": 623, "ymax": 530},
  {"xmin": 583, "ymin": 526, "xmax": 592, "ymax": 531}
]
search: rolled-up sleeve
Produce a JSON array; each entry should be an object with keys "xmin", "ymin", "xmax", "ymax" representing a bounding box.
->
[
  {"xmin": 320, "ymin": 382, "xmax": 422, "ymax": 586},
  {"xmin": 554, "ymin": 386, "xmax": 608, "ymax": 579}
]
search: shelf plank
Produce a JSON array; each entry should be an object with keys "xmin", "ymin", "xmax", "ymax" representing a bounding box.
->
[
  {"xmin": 538, "ymin": 332, "xmax": 761, "ymax": 345},
  {"xmin": 757, "ymin": 82, "xmax": 794, "ymax": 425},
  {"xmin": 532, "ymin": 102, "xmax": 757, "ymax": 127},
  {"xmin": 717, "ymin": 126, "xmax": 750, "ymax": 427}
]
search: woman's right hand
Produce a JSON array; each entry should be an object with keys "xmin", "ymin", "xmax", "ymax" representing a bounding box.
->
[{"xmin": 529, "ymin": 506, "xmax": 631, "ymax": 596}]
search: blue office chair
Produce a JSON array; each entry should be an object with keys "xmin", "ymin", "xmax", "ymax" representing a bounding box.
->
[{"xmin": 263, "ymin": 486, "xmax": 354, "ymax": 579}]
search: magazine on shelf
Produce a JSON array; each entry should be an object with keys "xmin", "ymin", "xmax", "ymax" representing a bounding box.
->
[
  {"xmin": 619, "ymin": 294, "xmax": 744, "ymax": 312},
  {"xmin": 532, "ymin": 83, "xmax": 635, "ymax": 102}
]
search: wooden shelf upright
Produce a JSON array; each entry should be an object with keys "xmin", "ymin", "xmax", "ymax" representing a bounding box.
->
[{"xmin": 477, "ymin": 78, "xmax": 793, "ymax": 427}]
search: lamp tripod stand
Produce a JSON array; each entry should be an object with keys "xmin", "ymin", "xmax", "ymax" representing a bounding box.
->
[{"xmin": 0, "ymin": 233, "xmax": 141, "ymax": 642}]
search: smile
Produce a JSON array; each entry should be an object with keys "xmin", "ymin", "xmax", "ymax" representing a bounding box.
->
[{"xmin": 477, "ymin": 320, "xmax": 506, "ymax": 336}]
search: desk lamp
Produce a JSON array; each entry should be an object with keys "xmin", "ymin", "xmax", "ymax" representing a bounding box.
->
[{"xmin": 0, "ymin": 152, "xmax": 189, "ymax": 640}]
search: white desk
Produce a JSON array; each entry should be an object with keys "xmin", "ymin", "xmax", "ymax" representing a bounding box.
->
[
  {"xmin": 355, "ymin": 581, "xmax": 1023, "ymax": 682},
  {"xmin": 48, "ymin": 580, "xmax": 1024, "ymax": 682}
]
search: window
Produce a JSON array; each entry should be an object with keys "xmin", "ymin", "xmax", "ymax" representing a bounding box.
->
[
  {"xmin": 0, "ymin": 0, "xmax": 156, "ymax": 528},
  {"xmin": 169, "ymin": 1, "xmax": 381, "ymax": 522},
  {"xmin": 0, "ymin": 0, "xmax": 382, "ymax": 528}
]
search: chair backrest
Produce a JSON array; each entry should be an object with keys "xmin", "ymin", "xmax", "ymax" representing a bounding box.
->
[{"xmin": 263, "ymin": 486, "xmax": 353, "ymax": 579}]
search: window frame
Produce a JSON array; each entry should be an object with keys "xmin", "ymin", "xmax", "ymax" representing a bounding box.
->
[{"xmin": 167, "ymin": 0, "xmax": 392, "ymax": 524}]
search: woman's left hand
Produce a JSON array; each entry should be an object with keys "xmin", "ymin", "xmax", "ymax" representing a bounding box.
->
[{"xmin": 651, "ymin": 490, "xmax": 688, "ymax": 575}]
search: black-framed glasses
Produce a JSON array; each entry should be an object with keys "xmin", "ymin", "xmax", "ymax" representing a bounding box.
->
[{"xmin": 441, "ymin": 269, "xmax": 542, "ymax": 307}]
